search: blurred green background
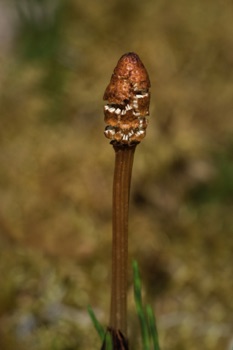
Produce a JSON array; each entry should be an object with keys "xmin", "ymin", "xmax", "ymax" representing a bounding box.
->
[{"xmin": 0, "ymin": 0, "xmax": 232, "ymax": 349}]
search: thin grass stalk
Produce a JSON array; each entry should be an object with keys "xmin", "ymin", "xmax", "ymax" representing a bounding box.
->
[
  {"xmin": 87, "ymin": 305, "xmax": 105, "ymax": 342},
  {"xmin": 133, "ymin": 260, "xmax": 150, "ymax": 350},
  {"xmin": 146, "ymin": 305, "xmax": 160, "ymax": 350}
]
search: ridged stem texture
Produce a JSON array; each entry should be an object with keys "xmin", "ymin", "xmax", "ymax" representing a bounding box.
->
[{"xmin": 110, "ymin": 142, "xmax": 137, "ymax": 336}]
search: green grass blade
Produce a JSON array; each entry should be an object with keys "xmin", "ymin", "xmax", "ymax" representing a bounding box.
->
[
  {"xmin": 133, "ymin": 260, "xmax": 150, "ymax": 350},
  {"xmin": 146, "ymin": 305, "xmax": 160, "ymax": 350},
  {"xmin": 87, "ymin": 305, "xmax": 105, "ymax": 342},
  {"xmin": 105, "ymin": 331, "xmax": 113, "ymax": 350}
]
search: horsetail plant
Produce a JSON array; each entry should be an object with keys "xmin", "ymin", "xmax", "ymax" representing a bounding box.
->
[{"xmin": 101, "ymin": 52, "xmax": 151, "ymax": 349}]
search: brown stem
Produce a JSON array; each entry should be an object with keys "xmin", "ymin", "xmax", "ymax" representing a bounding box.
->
[{"xmin": 110, "ymin": 142, "xmax": 137, "ymax": 336}]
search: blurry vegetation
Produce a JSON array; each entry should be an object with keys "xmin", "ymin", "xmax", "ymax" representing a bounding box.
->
[
  {"xmin": 188, "ymin": 143, "xmax": 233, "ymax": 205},
  {"xmin": 14, "ymin": 0, "xmax": 69, "ymax": 122},
  {"xmin": 0, "ymin": 0, "xmax": 233, "ymax": 349}
]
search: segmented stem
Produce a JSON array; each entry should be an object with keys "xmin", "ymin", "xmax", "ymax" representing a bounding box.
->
[{"xmin": 110, "ymin": 142, "xmax": 137, "ymax": 335}]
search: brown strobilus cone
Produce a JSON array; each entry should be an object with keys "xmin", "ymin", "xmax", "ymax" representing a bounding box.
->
[{"xmin": 102, "ymin": 52, "xmax": 151, "ymax": 350}]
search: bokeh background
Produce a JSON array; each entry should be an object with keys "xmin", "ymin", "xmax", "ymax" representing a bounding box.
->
[{"xmin": 0, "ymin": 0, "xmax": 232, "ymax": 349}]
